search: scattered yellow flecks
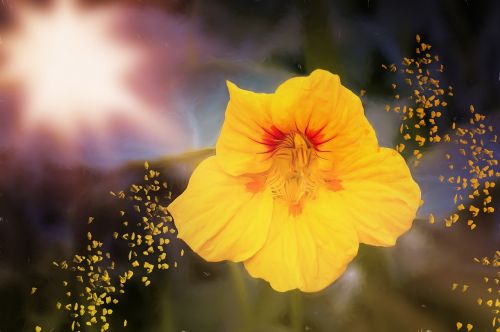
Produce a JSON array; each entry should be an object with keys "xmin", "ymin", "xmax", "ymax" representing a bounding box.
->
[
  {"xmin": 382, "ymin": 34, "xmax": 453, "ymax": 168},
  {"xmin": 440, "ymin": 101, "xmax": 498, "ymax": 229},
  {"xmin": 383, "ymin": 34, "xmax": 499, "ymax": 230},
  {"xmin": 384, "ymin": 38, "xmax": 498, "ymax": 330},
  {"xmin": 456, "ymin": 251, "xmax": 500, "ymax": 330},
  {"xmin": 40, "ymin": 162, "xmax": 179, "ymax": 332}
]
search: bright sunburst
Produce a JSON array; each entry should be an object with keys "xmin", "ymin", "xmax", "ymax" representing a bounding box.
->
[{"xmin": 1, "ymin": 0, "xmax": 148, "ymax": 137}]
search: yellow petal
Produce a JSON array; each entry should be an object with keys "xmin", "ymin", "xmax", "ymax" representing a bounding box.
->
[
  {"xmin": 244, "ymin": 189, "xmax": 358, "ymax": 292},
  {"xmin": 270, "ymin": 69, "xmax": 378, "ymax": 171},
  {"xmin": 168, "ymin": 156, "xmax": 273, "ymax": 262},
  {"xmin": 333, "ymin": 147, "xmax": 421, "ymax": 246},
  {"xmin": 216, "ymin": 81, "xmax": 276, "ymax": 176}
]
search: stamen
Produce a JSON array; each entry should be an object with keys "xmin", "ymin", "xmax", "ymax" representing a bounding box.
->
[{"xmin": 266, "ymin": 132, "xmax": 322, "ymax": 214}]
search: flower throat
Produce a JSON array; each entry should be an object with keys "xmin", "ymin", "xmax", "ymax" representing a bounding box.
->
[{"xmin": 267, "ymin": 132, "xmax": 321, "ymax": 215}]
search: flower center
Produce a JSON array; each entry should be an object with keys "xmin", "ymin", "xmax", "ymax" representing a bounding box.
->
[{"xmin": 267, "ymin": 132, "xmax": 321, "ymax": 215}]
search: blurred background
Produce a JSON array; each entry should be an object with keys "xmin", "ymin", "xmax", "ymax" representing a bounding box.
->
[{"xmin": 0, "ymin": 0, "xmax": 499, "ymax": 331}]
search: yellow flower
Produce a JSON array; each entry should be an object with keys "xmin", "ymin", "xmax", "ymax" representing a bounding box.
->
[{"xmin": 168, "ymin": 69, "xmax": 421, "ymax": 292}]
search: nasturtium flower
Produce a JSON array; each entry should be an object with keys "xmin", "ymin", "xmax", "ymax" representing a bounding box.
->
[{"xmin": 168, "ymin": 69, "xmax": 421, "ymax": 292}]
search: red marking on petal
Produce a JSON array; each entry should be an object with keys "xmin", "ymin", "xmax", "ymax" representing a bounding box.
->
[
  {"xmin": 261, "ymin": 125, "xmax": 287, "ymax": 152},
  {"xmin": 326, "ymin": 179, "xmax": 343, "ymax": 191},
  {"xmin": 305, "ymin": 124, "xmax": 336, "ymax": 150},
  {"xmin": 305, "ymin": 124, "xmax": 327, "ymax": 141},
  {"xmin": 245, "ymin": 175, "xmax": 266, "ymax": 193},
  {"xmin": 288, "ymin": 202, "xmax": 303, "ymax": 216}
]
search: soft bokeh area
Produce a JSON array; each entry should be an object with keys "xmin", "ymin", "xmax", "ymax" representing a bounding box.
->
[{"xmin": 0, "ymin": 0, "xmax": 498, "ymax": 331}]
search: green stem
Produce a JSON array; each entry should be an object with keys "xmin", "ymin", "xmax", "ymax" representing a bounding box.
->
[
  {"xmin": 295, "ymin": 0, "xmax": 339, "ymax": 74},
  {"xmin": 227, "ymin": 262, "xmax": 252, "ymax": 327},
  {"xmin": 158, "ymin": 282, "xmax": 175, "ymax": 332},
  {"xmin": 290, "ymin": 290, "xmax": 304, "ymax": 332}
]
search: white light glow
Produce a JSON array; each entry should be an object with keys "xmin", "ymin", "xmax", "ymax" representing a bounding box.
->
[{"xmin": 1, "ymin": 0, "xmax": 157, "ymax": 138}]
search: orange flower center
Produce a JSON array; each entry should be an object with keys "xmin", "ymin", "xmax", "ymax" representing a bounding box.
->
[{"xmin": 267, "ymin": 132, "xmax": 321, "ymax": 215}]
